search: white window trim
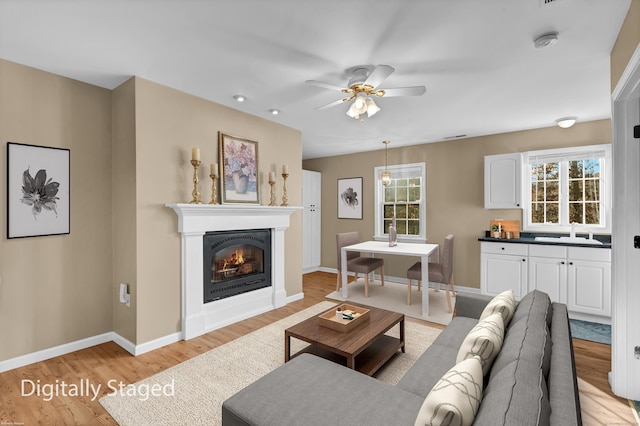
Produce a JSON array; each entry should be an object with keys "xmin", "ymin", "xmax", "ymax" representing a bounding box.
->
[
  {"xmin": 522, "ymin": 144, "xmax": 612, "ymax": 233},
  {"xmin": 373, "ymin": 162, "xmax": 427, "ymax": 242}
]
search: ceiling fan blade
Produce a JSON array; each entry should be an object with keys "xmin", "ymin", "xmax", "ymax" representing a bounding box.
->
[
  {"xmin": 364, "ymin": 65, "xmax": 395, "ymax": 89},
  {"xmin": 306, "ymin": 80, "xmax": 348, "ymax": 92},
  {"xmin": 379, "ymin": 86, "xmax": 426, "ymax": 97},
  {"xmin": 315, "ymin": 96, "xmax": 352, "ymax": 110}
]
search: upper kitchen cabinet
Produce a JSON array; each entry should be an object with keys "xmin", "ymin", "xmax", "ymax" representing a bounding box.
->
[{"xmin": 484, "ymin": 153, "xmax": 522, "ymax": 209}]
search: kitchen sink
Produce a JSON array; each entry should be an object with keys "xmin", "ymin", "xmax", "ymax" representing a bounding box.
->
[{"xmin": 534, "ymin": 236, "xmax": 603, "ymax": 245}]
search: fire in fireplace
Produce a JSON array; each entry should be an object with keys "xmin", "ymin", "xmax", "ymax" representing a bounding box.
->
[{"xmin": 203, "ymin": 229, "xmax": 272, "ymax": 303}]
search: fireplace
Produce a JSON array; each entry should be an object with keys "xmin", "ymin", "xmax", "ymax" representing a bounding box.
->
[
  {"xmin": 167, "ymin": 203, "xmax": 299, "ymax": 340},
  {"xmin": 203, "ymin": 229, "xmax": 272, "ymax": 302}
]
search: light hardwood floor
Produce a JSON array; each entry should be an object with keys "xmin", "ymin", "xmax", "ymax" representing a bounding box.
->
[{"xmin": 0, "ymin": 271, "xmax": 636, "ymax": 425}]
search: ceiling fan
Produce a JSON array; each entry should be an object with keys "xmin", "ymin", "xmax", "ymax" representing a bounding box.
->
[{"xmin": 306, "ymin": 65, "xmax": 426, "ymax": 120}]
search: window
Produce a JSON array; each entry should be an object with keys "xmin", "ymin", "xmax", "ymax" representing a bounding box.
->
[
  {"xmin": 524, "ymin": 145, "xmax": 611, "ymax": 232},
  {"xmin": 374, "ymin": 162, "xmax": 426, "ymax": 242}
]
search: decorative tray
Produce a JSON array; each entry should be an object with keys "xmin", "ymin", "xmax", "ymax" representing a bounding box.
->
[{"xmin": 318, "ymin": 304, "xmax": 370, "ymax": 332}]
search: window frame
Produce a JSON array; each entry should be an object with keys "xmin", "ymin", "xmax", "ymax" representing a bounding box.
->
[
  {"xmin": 522, "ymin": 144, "xmax": 612, "ymax": 233},
  {"xmin": 373, "ymin": 162, "xmax": 426, "ymax": 242}
]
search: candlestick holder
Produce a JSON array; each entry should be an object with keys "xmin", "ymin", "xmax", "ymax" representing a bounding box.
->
[
  {"xmin": 280, "ymin": 173, "xmax": 289, "ymax": 206},
  {"xmin": 190, "ymin": 160, "xmax": 202, "ymax": 204},
  {"xmin": 268, "ymin": 179, "xmax": 276, "ymax": 206},
  {"xmin": 209, "ymin": 174, "xmax": 219, "ymax": 204}
]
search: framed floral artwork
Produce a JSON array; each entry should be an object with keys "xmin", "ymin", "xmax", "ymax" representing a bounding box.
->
[
  {"xmin": 219, "ymin": 132, "xmax": 260, "ymax": 204},
  {"xmin": 6, "ymin": 142, "xmax": 70, "ymax": 238},
  {"xmin": 337, "ymin": 177, "xmax": 362, "ymax": 219}
]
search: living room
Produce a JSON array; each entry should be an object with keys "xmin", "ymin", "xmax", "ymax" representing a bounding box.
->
[{"xmin": 1, "ymin": 1, "xmax": 639, "ymax": 424}]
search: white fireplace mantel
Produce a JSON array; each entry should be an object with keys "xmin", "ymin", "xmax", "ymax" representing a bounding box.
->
[{"xmin": 166, "ymin": 203, "xmax": 301, "ymax": 339}]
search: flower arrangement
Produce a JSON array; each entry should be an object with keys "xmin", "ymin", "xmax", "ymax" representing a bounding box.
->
[{"xmin": 224, "ymin": 140, "xmax": 256, "ymax": 180}]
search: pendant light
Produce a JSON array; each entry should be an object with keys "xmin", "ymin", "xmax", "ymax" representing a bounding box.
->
[{"xmin": 381, "ymin": 140, "xmax": 391, "ymax": 187}]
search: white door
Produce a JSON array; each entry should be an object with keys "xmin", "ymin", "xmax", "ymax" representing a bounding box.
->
[{"xmin": 302, "ymin": 170, "xmax": 321, "ymax": 272}]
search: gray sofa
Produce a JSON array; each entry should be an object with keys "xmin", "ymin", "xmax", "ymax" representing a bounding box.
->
[{"xmin": 222, "ymin": 290, "xmax": 582, "ymax": 425}]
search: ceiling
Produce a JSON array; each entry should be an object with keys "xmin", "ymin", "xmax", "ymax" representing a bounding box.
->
[{"xmin": 0, "ymin": 0, "xmax": 631, "ymax": 159}]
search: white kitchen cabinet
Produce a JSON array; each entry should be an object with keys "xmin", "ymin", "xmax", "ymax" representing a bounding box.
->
[
  {"xmin": 484, "ymin": 153, "xmax": 522, "ymax": 209},
  {"xmin": 480, "ymin": 242, "xmax": 528, "ymax": 298},
  {"xmin": 528, "ymin": 245, "xmax": 568, "ymax": 304},
  {"xmin": 566, "ymin": 247, "xmax": 611, "ymax": 317},
  {"xmin": 302, "ymin": 170, "xmax": 322, "ymax": 272},
  {"xmin": 481, "ymin": 241, "xmax": 612, "ymax": 320}
]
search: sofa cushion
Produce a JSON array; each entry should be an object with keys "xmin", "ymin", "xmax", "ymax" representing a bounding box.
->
[
  {"xmin": 490, "ymin": 292, "xmax": 553, "ymax": 381},
  {"xmin": 414, "ymin": 356, "xmax": 483, "ymax": 426},
  {"xmin": 479, "ymin": 289, "xmax": 516, "ymax": 327},
  {"xmin": 456, "ymin": 313, "xmax": 505, "ymax": 375},
  {"xmin": 396, "ymin": 317, "xmax": 477, "ymax": 398},
  {"xmin": 510, "ymin": 290, "xmax": 552, "ymax": 329},
  {"xmin": 474, "ymin": 359, "xmax": 551, "ymax": 426},
  {"xmin": 222, "ymin": 354, "xmax": 423, "ymax": 426}
]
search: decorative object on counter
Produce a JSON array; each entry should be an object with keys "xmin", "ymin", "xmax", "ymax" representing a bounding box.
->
[
  {"xmin": 491, "ymin": 223, "xmax": 501, "ymax": 238},
  {"xmin": 190, "ymin": 148, "xmax": 202, "ymax": 204},
  {"xmin": 337, "ymin": 177, "xmax": 363, "ymax": 219},
  {"xmin": 219, "ymin": 132, "xmax": 259, "ymax": 204},
  {"xmin": 490, "ymin": 219, "xmax": 520, "ymax": 238},
  {"xmin": 280, "ymin": 165, "xmax": 289, "ymax": 206},
  {"xmin": 208, "ymin": 162, "xmax": 219, "ymax": 205},
  {"xmin": 268, "ymin": 171, "xmax": 277, "ymax": 206},
  {"xmin": 505, "ymin": 231, "xmax": 513, "ymax": 239},
  {"xmin": 388, "ymin": 215, "xmax": 398, "ymax": 246}
]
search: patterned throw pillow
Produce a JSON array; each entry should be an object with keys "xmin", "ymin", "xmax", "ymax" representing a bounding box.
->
[
  {"xmin": 414, "ymin": 355, "xmax": 483, "ymax": 426},
  {"xmin": 456, "ymin": 313, "xmax": 505, "ymax": 375},
  {"xmin": 479, "ymin": 289, "xmax": 516, "ymax": 327}
]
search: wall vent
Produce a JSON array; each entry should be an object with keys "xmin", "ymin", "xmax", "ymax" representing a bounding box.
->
[{"xmin": 540, "ymin": 0, "xmax": 563, "ymax": 6}]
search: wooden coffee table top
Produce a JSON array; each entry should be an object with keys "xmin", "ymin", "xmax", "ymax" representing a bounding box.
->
[{"xmin": 284, "ymin": 303, "xmax": 405, "ymax": 376}]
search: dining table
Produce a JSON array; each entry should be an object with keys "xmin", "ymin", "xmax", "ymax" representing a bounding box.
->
[{"xmin": 340, "ymin": 240, "xmax": 440, "ymax": 317}]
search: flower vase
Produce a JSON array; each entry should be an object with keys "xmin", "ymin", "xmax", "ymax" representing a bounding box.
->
[{"xmin": 233, "ymin": 172, "xmax": 249, "ymax": 194}]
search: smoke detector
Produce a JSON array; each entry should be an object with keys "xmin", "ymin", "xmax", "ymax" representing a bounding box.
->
[{"xmin": 534, "ymin": 32, "xmax": 559, "ymax": 48}]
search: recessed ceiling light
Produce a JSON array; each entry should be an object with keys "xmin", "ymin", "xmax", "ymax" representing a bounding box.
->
[
  {"xmin": 269, "ymin": 109, "xmax": 280, "ymax": 115},
  {"xmin": 233, "ymin": 95, "xmax": 246, "ymax": 102},
  {"xmin": 534, "ymin": 32, "xmax": 559, "ymax": 48},
  {"xmin": 556, "ymin": 116, "xmax": 577, "ymax": 128}
]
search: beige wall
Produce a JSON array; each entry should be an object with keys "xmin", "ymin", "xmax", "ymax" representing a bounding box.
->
[
  {"xmin": 611, "ymin": 0, "xmax": 640, "ymax": 91},
  {"xmin": 131, "ymin": 78, "xmax": 303, "ymax": 344},
  {"xmin": 303, "ymin": 119, "xmax": 611, "ymax": 289},
  {"xmin": 0, "ymin": 59, "xmax": 113, "ymax": 361},
  {"xmin": 112, "ymin": 78, "xmax": 138, "ymax": 343}
]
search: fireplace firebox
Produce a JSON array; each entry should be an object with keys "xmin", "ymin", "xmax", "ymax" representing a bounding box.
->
[{"xmin": 203, "ymin": 229, "xmax": 272, "ymax": 303}]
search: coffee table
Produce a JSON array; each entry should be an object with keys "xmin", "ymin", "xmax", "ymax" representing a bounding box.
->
[{"xmin": 284, "ymin": 303, "xmax": 405, "ymax": 376}]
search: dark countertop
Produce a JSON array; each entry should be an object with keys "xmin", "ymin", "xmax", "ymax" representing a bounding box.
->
[{"xmin": 478, "ymin": 232, "xmax": 611, "ymax": 249}]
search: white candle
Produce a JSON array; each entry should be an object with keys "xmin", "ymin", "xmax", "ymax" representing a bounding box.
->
[
  {"xmin": 269, "ymin": 171, "xmax": 275, "ymax": 182},
  {"xmin": 282, "ymin": 164, "xmax": 288, "ymax": 174},
  {"xmin": 192, "ymin": 148, "xmax": 200, "ymax": 161},
  {"xmin": 211, "ymin": 163, "xmax": 218, "ymax": 176}
]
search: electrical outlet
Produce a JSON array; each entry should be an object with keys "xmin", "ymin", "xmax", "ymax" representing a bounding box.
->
[
  {"xmin": 119, "ymin": 283, "xmax": 131, "ymax": 307},
  {"xmin": 635, "ymin": 346, "xmax": 640, "ymax": 359}
]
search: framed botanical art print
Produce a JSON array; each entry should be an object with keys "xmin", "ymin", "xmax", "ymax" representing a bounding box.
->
[
  {"xmin": 337, "ymin": 177, "xmax": 362, "ymax": 219},
  {"xmin": 6, "ymin": 142, "xmax": 70, "ymax": 238},
  {"xmin": 219, "ymin": 132, "xmax": 260, "ymax": 204}
]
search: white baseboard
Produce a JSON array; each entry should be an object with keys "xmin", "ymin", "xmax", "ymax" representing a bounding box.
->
[
  {"xmin": 0, "ymin": 293, "xmax": 308, "ymax": 372},
  {"xmin": 0, "ymin": 332, "xmax": 113, "ymax": 373}
]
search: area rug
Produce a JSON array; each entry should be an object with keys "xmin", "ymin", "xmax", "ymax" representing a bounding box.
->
[
  {"xmin": 631, "ymin": 400, "xmax": 640, "ymax": 424},
  {"xmin": 326, "ymin": 278, "xmax": 454, "ymax": 325},
  {"xmin": 100, "ymin": 301, "xmax": 441, "ymax": 426},
  {"xmin": 569, "ymin": 318, "xmax": 611, "ymax": 345}
]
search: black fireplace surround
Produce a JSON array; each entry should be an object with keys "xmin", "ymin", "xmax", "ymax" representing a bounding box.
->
[{"xmin": 203, "ymin": 229, "xmax": 272, "ymax": 303}]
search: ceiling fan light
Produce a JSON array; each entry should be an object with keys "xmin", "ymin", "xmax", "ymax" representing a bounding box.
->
[
  {"xmin": 556, "ymin": 116, "xmax": 577, "ymax": 128},
  {"xmin": 366, "ymin": 97, "xmax": 380, "ymax": 117},
  {"xmin": 346, "ymin": 103, "xmax": 359, "ymax": 118}
]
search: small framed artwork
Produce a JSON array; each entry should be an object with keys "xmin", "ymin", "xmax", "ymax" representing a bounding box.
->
[
  {"xmin": 337, "ymin": 177, "xmax": 363, "ymax": 219},
  {"xmin": 6, "ymin": 142, "xmax": 70, "ymax": 239},
  {"xmin": 219, "ymin": 132, "xmax": 260, "ymax": 204}
]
